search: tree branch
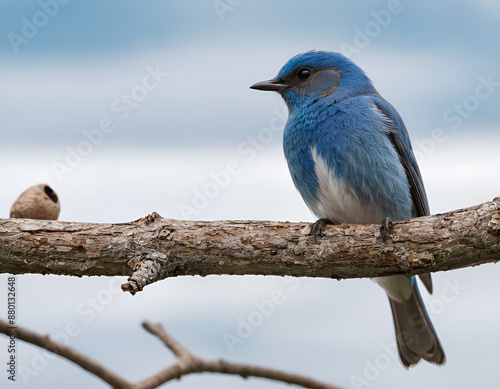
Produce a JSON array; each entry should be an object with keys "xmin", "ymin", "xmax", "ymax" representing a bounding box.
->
[
  {"xmin": 0, "ymin": 319, "xmax": 341, "ymax": 389},
  {"xmin": 137, "ymin": 321, "xmax": 341, "ymax": 389},
  {"xmin": 1, "ymin": 198, "xmax": 499, "ymax": 294}
]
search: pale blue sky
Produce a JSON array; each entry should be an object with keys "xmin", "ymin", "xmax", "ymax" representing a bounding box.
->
[{"xmin": 1, "ymin": 0, "xmax": 499, "ymax": 145}]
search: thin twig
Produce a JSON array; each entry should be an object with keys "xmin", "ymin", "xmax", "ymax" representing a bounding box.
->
[
  {"xmin": 138, "ymin": 321, "xmax": 342, "ymax": 389},
  {"xmin": 0, "ymin": 319, "xmax": 343, "ymax": 389},
  {"xmin": 0, "ymin": 319, "xmax": 131, "ymax": 389},
  {"xmin": 142, "ymin": 322, "xmax": 192, "ymax": 359}
]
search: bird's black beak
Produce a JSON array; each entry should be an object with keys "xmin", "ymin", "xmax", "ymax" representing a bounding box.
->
[{"xmin": 250, "ymin": 78, "xmax": 288, "ymax": 92}]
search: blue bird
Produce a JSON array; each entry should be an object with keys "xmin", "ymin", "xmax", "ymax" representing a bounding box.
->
[{"xmin": 251, "ymin": 50, "xmax": 445, "ymax": 367}]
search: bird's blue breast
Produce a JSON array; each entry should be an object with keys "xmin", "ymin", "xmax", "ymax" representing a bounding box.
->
[{"xmin": 283, "ymin": 96, "xmax": 413, "ymax": 224}]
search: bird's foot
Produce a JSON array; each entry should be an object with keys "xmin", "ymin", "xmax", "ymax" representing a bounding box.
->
[
  {"xmin": 310, "ymin": 218, "xmax": 338, "ymax": 243},
  {"xmin": 380, "ymin": 217, "xmax": 394, "ymax": 242}
]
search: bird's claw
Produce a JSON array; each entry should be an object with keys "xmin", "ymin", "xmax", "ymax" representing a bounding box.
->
[
  {"xmin": 380, "ymin": 217, "xmax": 394, "ymax": 241},
  {"xmin": 310, "ymin": 218, "xmax": 337, "ymax": 243}
]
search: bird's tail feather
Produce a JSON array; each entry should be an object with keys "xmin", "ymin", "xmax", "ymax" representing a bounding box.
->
[{"xmin": 388, "ymin": 284, "xmax": 446, "ymax": 367}]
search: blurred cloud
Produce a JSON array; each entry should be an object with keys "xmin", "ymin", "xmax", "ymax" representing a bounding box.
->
[{"xmin": 1, "ymin": 0, "xmax": 499, "ymax": 148}]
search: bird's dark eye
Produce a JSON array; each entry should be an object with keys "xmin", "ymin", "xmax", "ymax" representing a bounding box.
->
[{"xmin": 298, "ymin": 68, "xmax": 311, "ymax": 80}]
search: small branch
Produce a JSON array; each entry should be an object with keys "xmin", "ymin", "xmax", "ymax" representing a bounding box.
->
[
  {"xmin": 121, "ymin": 258, "xmax": 171, "ymax": 295},
  {"xmin": 0, "ymin": 319, "xmax": 342, "ymax": 389},
  {"xmin": 142, "ymin": 322, "xmax": 192, "ymax": 359},
  {"xmin": 137, "ymin": 321, "xmax": 342, "ymax": 389},
  {"xmin": 0, "ymin": 198, "xmax": 499, "ymax": 294},
  {"xmin": 0, "ymin": 319, "xmax": 131, "ymax": 389}
]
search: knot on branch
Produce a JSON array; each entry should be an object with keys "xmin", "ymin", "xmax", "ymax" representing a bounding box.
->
[
  {"xmin": 134, "ymin": 211, "xmax": 163, "ymax": 225},
  {"xmin": 121, "ymin": 254, "xmax": 171, "ymax": 295}
]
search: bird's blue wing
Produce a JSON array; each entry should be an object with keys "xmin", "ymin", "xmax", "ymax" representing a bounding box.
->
[
  {"xmin": 369, "ymin": 96, "xmax": 433, "ymax": 293},
  {"xmin": 369, "ymin": 96, "xmax": 430, "ymax": 217}
]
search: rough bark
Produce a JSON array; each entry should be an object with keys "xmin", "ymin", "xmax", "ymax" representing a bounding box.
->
[{"xmin": 1, "ymin": 198, "xmax": 499, "ymax": 293}]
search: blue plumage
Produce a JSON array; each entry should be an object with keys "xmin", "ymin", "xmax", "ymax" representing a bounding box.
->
[
  {"xmin": 251, "ymin": 50, "xmax": 445, "ymax": 367},
  {"xmin": 284, "ymin": 94, "xmax": 413, "ymax": 223}
]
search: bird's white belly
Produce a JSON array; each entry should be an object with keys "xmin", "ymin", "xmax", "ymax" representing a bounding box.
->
[{"xmin": 309, "ymin": 147, "xmax": 384, "ymax": 224}]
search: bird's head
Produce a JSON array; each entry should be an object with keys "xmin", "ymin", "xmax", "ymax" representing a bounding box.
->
[{"xmin": 251, "ymin": 50, "xmax": 377, "ymax": 111}]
